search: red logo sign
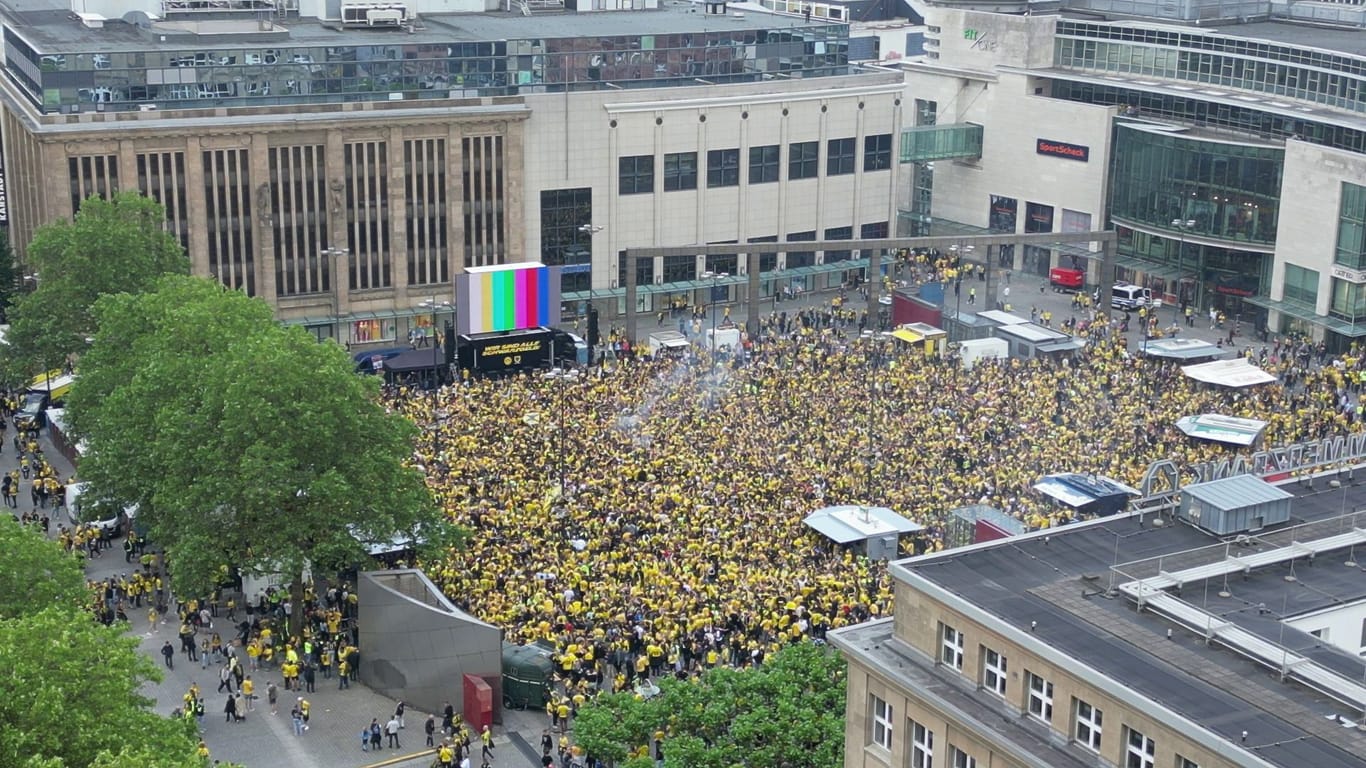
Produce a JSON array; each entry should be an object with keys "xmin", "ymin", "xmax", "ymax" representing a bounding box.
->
[{"xmin": 1036, "ymin": 139, "xmax": 1089, "ymax": 162}]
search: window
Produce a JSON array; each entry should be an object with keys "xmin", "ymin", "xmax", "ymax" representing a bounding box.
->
[
  {"xmin": 1125, "ymin": 727, "xmax": 1155, "ymax": 768},
  {"xmin": 940, "ymin": 624, "xmax": 964, "ymax": 670},
  {"xmin": 749, "ymin": 145, "xmax": 780, "ymax": 184},
  {"xmin": 1282, "ymin": 263, "xmax": 1319, "ymax": 308},
  {"xmin": 787, "ymin": 231, "xmax": 816, "ymax": 269},
  {"xmin": 707, "ymin": 149, "xmax": 740, "ymax": 188},
  {"xmin": 789, "ymin": 141, "xmax": 819, "ymax": 180},
  {"xmin": 869, "ymin": 695, "xmax": 893, "ymax": 750},
  {"xmin": 864, "ymin": 133, "xmax": 892, "ymax": 171},
  {"xmin": 827, "ymin": 138, "xmax": 856, "ymax": 175},
  {"xmin": 861, "ymin": 221, "xmax": 889, "ymax": 240},
  {"xmin": 1176, "ymin": 758, "xmax": 1200, "ymax": 768},
  {"xmin": 1026, "ymin": 671, "xmax": 1053, "ymax": 723},
  {"xmin": 982, "ymin": 648, "xmax": 1007, "ymax": 696},
  {"xmin": 1338, "ymin": 182, "xmax": 1366, "ymax": 269},
  {"xmin": 824, "ymin": 226, "xmax": 852, "ymax": 262},
  {"xmin": 1074, "ymin": 699, "xmax": 1103, "ymax": 752},
  {"xmin": 950, "ymin": 746, "xmax": 976, "ymax": 768},
  {"xmin": 663, "ymin": 152, "xmax": 697, "ymax": 192},
  {"xmin": 618, "ymin": 155, "xmax": 654, "ymax": 195},
  {"xmin": 662, "ymin": 253, "xmax": 695, "ymax": 284},
  {"xmin": 909, "ymin": 720, "xmax": 934, "ymax": 768}
]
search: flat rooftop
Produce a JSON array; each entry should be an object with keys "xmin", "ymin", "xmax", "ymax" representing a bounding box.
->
[
  {"xmin": 1220, "ymin": 20, "xmax": 1366, "ymax": 58},
  {"xmin": 0, "ymin": 0, "xmax": 838, "ymax": 52},
  {"xmin": 893, "ymin": 479, "xmax": 1366, "ymax": 768}
]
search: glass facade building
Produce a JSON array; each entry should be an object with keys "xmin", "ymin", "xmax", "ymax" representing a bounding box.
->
[
  {"xmin": 1109, "ymin": 123, "xmax": 1283, "ymax": 246},
  {"xmin": 1054, "ymin": 22, "xmax": 1366, "ymax": 115},
  {"xmin": 4, "ymin": 23, "xmax": 852, "ymax": 112}
]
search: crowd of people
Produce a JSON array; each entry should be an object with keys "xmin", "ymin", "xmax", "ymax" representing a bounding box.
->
[{"xmin": 387, "ymin": 317, "xmax": 1362, "ymax": 747}]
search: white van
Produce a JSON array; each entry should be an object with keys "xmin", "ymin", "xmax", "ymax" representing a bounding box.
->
[
  {"xmin": 66, "ymin": 481, "xmax": 137, "ymax": 535},
  {"xmin": 1111, "ymin": 283, "xmax": 1153, "ymax": 311}
]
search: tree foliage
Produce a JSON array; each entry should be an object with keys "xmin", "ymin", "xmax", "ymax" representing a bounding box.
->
[
  {"xmin": 575, "ymin": 643, "xmax": 847, "ymax": 768},
  {"xmin": 4, "ymin": 191, "xmax": 187, "ymax": 378},
  {"xmin": 0, "ymin": 515, "xmax": 85, "ymax": 618},
  {"xmin": 0, "ymin": 518, "xmax": 209, "ymax": 768},
  {"xmin": 66, "ymin": 275, "xmax": 454, "ymax": 611}
]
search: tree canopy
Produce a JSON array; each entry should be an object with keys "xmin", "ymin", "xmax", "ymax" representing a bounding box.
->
[
  {"xmin": 0, "ymin": 517, "xmax": 209, "ymax": 768},
  {"xmin": 574, "ymin": 643, "xmax": 847, "ymax": 768},
  {"xmin": 66, "ymin": 275, "xmax": 453, "ymax": 609},
  {"xmin": 4, "ymin": 191, "xmax": 187, "ymax": 379},
  {"xmin": 0, "ymin": 513, "xmax": 85, "ymax": 619}
]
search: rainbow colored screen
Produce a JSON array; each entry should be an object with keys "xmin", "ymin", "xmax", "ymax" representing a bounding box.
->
[{"xmin": 455, "ymin": 264, "xmax": 561, "ymax": 336}]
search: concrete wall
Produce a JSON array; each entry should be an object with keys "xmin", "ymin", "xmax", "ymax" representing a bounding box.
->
[
  {"xmin": 520, "ymin": 70, "xmax": 906, "ymax": 294},
  {"xmin": 357, "ymin": 569, "xmax": 503, "ymax": 716},
  {"xmin": 1285, "ymin": 599, "xmax": 1366, "ymax": 656},
  {"xmin": 1270, "ymin": 140, "xmax": 1366, "ymax": 324}
]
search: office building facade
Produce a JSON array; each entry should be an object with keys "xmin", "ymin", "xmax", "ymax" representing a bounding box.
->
[
  {"xmin": 0, "ymin": 0, "xmax": 898, "ymax": 344},
  {"xmin": 899, "ymin": 4, "xmax": 1366, "ymax": 346}
]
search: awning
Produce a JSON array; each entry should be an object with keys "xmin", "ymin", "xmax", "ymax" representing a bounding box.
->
[
  {"xmin": 1143, "ymin": 338, "xmax": 1226, "ymax": 360},
  {"xmin": 1033, "ymin": 473, "xmax": 1141, "ymax": 511},
  {"xmin": 1175, "ymin": 414, "xmax": 1268, "ymax": 447},
  {"xmin": 1243, "ymin": 295, "xmax": 1366, "ymax": 337},
  {"xmin": 1181, "ymin": 358, "xmax": 1277, "ymax": 388},
  {"xmin": 803, "ymin": 505, "xmax": 922, "ymax": 544},
  {"xmin": 382, "ymin": 348, "xmax": 446, "ymax": 374},
  {"xmin": 1037, "ymin": 339, "xmax": 1086, "ymax": 353}
]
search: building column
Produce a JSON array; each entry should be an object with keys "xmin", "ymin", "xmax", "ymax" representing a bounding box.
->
[
  {"xmin": 249, "ymin": 133, "xmax": 276, "ymax": 304},
  {"xmin": 387, "ymin": 126, "xmax": 410, "ymax": 308},
  {"xmin": 447, "ymin": 123, "xmax": 465, "ymax": 283}
]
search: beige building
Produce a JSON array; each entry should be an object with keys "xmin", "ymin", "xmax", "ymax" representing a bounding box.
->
[
  {"xmin": 830, "ymin": 484, "xmax": 1366, "ymax": 768},
  {"xmin": 0, "ymin": 0, "xmax": 895, "ymax": 346}
]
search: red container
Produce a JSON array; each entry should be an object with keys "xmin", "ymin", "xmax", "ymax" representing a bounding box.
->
[{"xmin": 1049, "ymin": 267, "xmax": 1085, "ymax": 292}]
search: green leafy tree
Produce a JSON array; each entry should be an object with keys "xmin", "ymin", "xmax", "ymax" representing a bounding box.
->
[
  {"xmin": 0, "ymin": 515, "xmax": 86, "ymax": 618},
  {"xmin": 575, "ymin": 643, "xmax": 847, "ymax": 768},
  {"xmin": 0, "ymin": 516, "xmax": 208, "ymax": 767},
  {"xmin": 0, "ymin": 606, "xmax": 204, "ymax": 768},
  {"xmin": 67, "ymin": 275, "xmax": 457, "ymax": 629},
  {"xmin": 4, "ymin": 191, "xmax": 187, "ymax": 379}
]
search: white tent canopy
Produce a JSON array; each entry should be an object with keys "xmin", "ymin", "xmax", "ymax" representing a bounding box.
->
[
  {"xmin": 1175, "ymin": 414, "xmax": 1268, "ymax": 446},
  {"xmin": 1181, "ymin": 358, "xmax": 1277, "ymax": 388}
]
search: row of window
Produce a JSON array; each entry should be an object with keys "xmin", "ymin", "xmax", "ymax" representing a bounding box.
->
[
  {"xmin": 1056, "ymin": 21, "xmax": 1366, "ymax": 80},
  {"xmin": 922, "ymin": 623, "xmax": 1202, "ymax": 768},
  {"xmin": 870, "ymin": 697, "xmax": 979, "ymax": 768},
  {"xmin": 617, "ymin": 135, "xmax": 893, "ymax": 195},
  {"xmin": 1055, "ymin": 37, "xmax": 1366, "ymax": 115}
]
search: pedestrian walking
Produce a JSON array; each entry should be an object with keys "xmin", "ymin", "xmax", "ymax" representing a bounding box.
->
[
  {"xmin": 394, "ymin": 700, "xmax": 406, "ymax": 730},
  {"xmin": 268, "ymin": 681, "xmax": 279, "ymax": 715},
  {"xmin": 161, "ymin": 640, "xmax": 175, "ymax": 669},
  {"xmin": 224, "ymin": 694, "xmax": 237, "ymax": 723},
  {"xmin": 426, "ymin": 715, "xmax": 437, "ymax": 747},
  {"xmin": 386, "ymin": 716, "xmax": 402, "ymax": 748},
  {"xmin": 369, "ymin": 719, "xmax": 383, "ymax": 751},
  {"xmin": 480, "ymin": 724, "xmax": 495, "ymax": 761},
  {"xmin": 290, "ymin": 704, "xmax": 305, "ymax": 736}
]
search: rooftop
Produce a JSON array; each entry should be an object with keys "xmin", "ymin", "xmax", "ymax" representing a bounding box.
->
[
  {"xmin": 1062, "ymin": 16, "xmax": 1366, "ymax": 58},
  {"xmin": 1, "ymin": 0, "xmax": 838, "ymax": 52},
  {"xmin": 892, "ymin": 479, "xmax": 1366, "ymax": 768}
]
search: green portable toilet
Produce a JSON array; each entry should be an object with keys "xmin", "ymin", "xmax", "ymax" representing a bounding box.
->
[{"xmin": 501, "ymin": 641, "xmax": 555, "ymax": 710}]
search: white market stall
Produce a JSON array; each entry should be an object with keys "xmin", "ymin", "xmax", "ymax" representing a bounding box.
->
[
  {"xmin": 1175, "ymin": 414, "xmax": 1268, "ymax": 447},
  {"xmin": 1181, "ymin": 358, "xmax": 1277, "ymax": 388}
]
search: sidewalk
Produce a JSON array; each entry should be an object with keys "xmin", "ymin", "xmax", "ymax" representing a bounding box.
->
[{"xmin": 10, "ymin": 431, "xmax": 539, "ymax": 768}]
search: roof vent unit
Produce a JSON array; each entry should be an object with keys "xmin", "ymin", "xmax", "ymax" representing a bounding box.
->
[
  {"xmin": 1177, "ymin": 475, "xmax": 1293, "ymax": 535},
  {"xmin": 341, "ymin": 0, "xmax": 409, "ymax": 27}
]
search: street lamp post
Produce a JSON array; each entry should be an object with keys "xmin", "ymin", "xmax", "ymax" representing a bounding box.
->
[
  {"xmin": 701, "ymin": 270, "xmax": 724, "ymax": 377},
  {"xmin": 419, "ymin": 297, "xmax": 452, "ymax": 458},
  {"xmin": 1171, "ymin": 219, "xmax": 1196, "ymax": 324},
  {"xmin": 321, "ymin": 247, "xmax": 350, "ymax": 343}
]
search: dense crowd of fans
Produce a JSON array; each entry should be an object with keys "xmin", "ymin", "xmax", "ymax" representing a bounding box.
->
[{"xmin": 388, "ymin": 324, "xmax": 1363, "ymax": 722}]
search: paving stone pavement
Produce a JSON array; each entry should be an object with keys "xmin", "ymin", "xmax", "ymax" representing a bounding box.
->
[{"xmin": 13, "ymin": 431, "xmax": 540, "ymax": 768}]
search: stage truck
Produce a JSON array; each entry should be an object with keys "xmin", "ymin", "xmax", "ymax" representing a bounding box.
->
[{"xmin": 457, "ymin": 327, "xmax": 555, "ymax": 375}]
